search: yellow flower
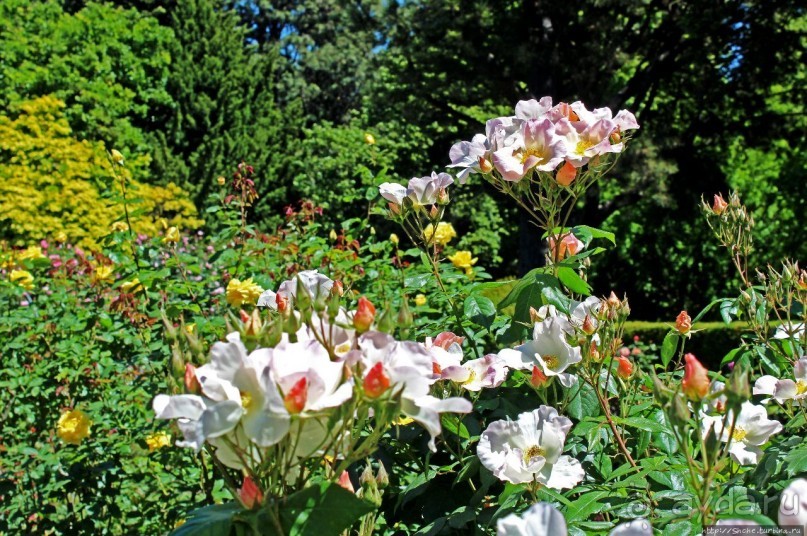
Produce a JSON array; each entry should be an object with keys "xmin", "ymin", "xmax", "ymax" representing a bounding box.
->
[
  {"xmin": 414, "ymin": 294, "xmax": 427, "ymax": 307},
  {"xmin": 110, "ymin": 221, "xmax": 128, "ymax": 233},
  {"xmin": 57, "ymin": 409, "xmax": 92, "ymax": 445},
  {"xmin": 217, "ymin": 176, "xmax": 226, "ymax": 186},
  {"xmin": 226, "ymin": 278, "xmax": 265, "ymax": 307},
  {"xmin": 364, "ymin": 133, "xmax": 376, "ymax": 145},
  {"xmin": 120, "ymin": 278, "xmax": 142, "ymax": 294},
  {"xmin": 54, "ymin": 231, "xmax": 67, "ymax": 243},
  {"xmin": 110, "ymin": 149, "xmax": 125, "ymax": 165},
  {"xmin": 448, "ymin": 250, "xmax": 478, "ymax": 274},
  {"xmin": 423, "ymin": 222, "xmax": 457, "ymax": 246},
  {"xmin": 10, "ymin": 269, "xmax": 34, "ymax": 290},
  {"xmin": 145, "ymin": 431, "xmax": 171, "ymax": 452},
  {"xmin": 390, "ymin": 233, "xmax": 399, "ymax": 246},
  {"xmin": 17, "ymin": 245, "xmax": 44, "ymax": 261},
  {"xmin": 393, "ymin": 416, "xmax": 414, "ymax": 426},
  {"xmin": 92, "ymin": 265, "xmax": 115, "ymax": 284},
  {"xmin": 163, "ymin": 226, "xmax": 180, "ymax": 244},
  {"xmin": 184, "ymin": 323, "xmax": 196, "ymax": 335}
]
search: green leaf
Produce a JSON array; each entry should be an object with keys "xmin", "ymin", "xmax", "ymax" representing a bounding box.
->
[
  {"xmin": 564, "ymin": 490, "xmax": 610, "ymax": 522},
  {"xmin": 612, "ymin": 416, "xmax": 669, "ymax": 434},
  {"xmin": 566, "ymin": 377, "xmax": 600, "ymax": 420},
  {"xmin": 784, "ymin": 444, "xmax": 807, "ymax": 477},
  {"xmin": 660, "ymin": 331, "xmax": 679, "ymax": 368},
  {"xmin": 280, "ymin": 481, "xmax": 375, "ymax": 536},
  {"xmin": 464, "ymin": 294, "xmax": 496, "ymax": 330},
  {"xmin": 571, "ymin": 225, "xmax": 616, "ymax": 246},
  {"xmin": 171, "ymin": 502, "xmax": 242, "ymax": 536},
  {"xmin": 557, "ymin": 267, "xmax": 592, "ymax": 295}
]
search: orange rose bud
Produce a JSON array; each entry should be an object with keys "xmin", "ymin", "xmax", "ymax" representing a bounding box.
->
[
  {"xmin": 675, "ymin": 310, "xmax": 692, "ymax": 334},
  {"xmin": 712, "ymin": 194, "xmax": 728, "ymax": 215},
  {"xmin": 353, "ymin": 297, "xmax": 376, "ymax": 333},
  {"xmin": 478, "ymin": 156, "xmax": 493, "ymax": 174},
  {"xmin": 276, "ymin": 292, "xmax": 289, "ymax": 312},
  {"xmin": 283, "ymin": 377, "xmax": 308, "ymax": 414},
  {"xmin": 530, "ymin": 365, "xmax": 549, "ymax": 388},
  {"xmin": 582, "ymin": 314, "xmax": 597, "ymax": 335},
  {"xmin": 432, "ymin": 362, "xmax": 442, "ymax": 376},
  {"xmin": 332, "ymin": 280, "xmax": 344, "ymax": 296},
  {"xmin": 238, "ymin": 476, "xmax": 264, "ymax": 509},
  {"xmin": 363, "ymin": 362, "xmax": 391, "ymax": 398},
  {"xmin": 184, "ymin": 364, "xmax": 200, "ymax": 394},
  {"xmin": 556, "ymin": 161, "xmax": 577, "ymax": 187},
  {"xmin": 682, "ymin": 353, "xmax": 709, "ymax": 401},
  {"xmin": 616, "ymin": 356, "xmax": 633, "ymax": 379}
]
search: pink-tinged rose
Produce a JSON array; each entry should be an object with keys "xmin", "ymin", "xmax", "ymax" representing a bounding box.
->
[
  {"xmin": 549, "ymin": 233, "xmax": 584, "ymax": 261},
  {"xmin": 682, "ymin": 353, "xmax": 709, "ymax": 401},
  {"xmin": 675, "ymin": 311, "xmax": 692, "ymax": 334},
  {"xmin": 407, "ymin": 172, "xmax": 454, "ymax": 206},
  {"xmin": 433, "ymin": 332, "xmax": 465, "ymax": 351},
  {"xmin": 514, "ymin": 97, "xmax": 553, "ymax": 120},
  {"xmin": 448, "ymin": 134, "xmax": 488, "ymax": 184}
]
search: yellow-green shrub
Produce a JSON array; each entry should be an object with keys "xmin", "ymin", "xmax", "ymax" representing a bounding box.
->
[{"xmin": 0, "ymin": 96, "xmax": 203, "ymax": 248}]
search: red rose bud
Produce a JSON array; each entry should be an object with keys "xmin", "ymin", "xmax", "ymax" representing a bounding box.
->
[
  {"xmin": 432, "ymin": 361, "xmax": 442, "ymax": 375},
  {"xmin": 682, "ymin": 353, "xmax": 709, "ymax": 401},
  {"xmin": 675, "ymin": 310, "xmax": 692, "ymax": 334},
  {"xmin": 363, "ymin": 362, "xmax": 391, "ymax": 398},
  {"xmin": 283, "ymin": 377, "xmax": 308, "ymax": 414},
  {"xmin": 616, "ymin": 356, "xmax": 634, "ymax": 379},
  {"xmin": 530, "ymin": 366, "xmax": 549, "ymax": 388},
  {"xmin": 353, "ymin": 297, "xmax": 376, "ymax": 333},
  {"xmin": 184, "ymin": 364, "xmax": 200, "ymax": 394},
  {"xmin": 478, "ymin": 156, "xmax": 493, "ymax": 174},
  {"xmin": 712, "ymin": 194, "xmax": 728, "ymax": 215},
  {"xmin": 238, "ymin": 476, "xmax": 264, "ymax": 509},
  {"xmin": 239, "ymin": 309, "xmax": 250, "ymax": 323},
  {"xmin": 556, "ymin": 161, "xmax": 577, "ymax": 187}
]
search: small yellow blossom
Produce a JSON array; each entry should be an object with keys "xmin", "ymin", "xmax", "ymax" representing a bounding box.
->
[
  {"xmin": 423, "ymin": 222, "xmax": 457, "ymax": 246},
  {"xmin": 329, "ymin": 229, "xmax": 338, "ymax": 241},
  {"xmin": 226, "ymin": 278, "xmax": 265, "ymax": 307},
  {"xmin": 145, "ymin": 431, "xmax": 171, "ymax": 452},
  {"xmin": 110, "ymin": 149, "xmax": 125, "ymax": 165},
  {"xmin": 163, "ymin": 227, "xmax": 180, "ymax": 244},
  {"xmin": 57, "ymin": 409, "xmax": 92, "ymax": 445},
  {"xmin": 364, "ymin": 133, "xmax": 376, "ymax": 145},
  {"xmin": 390, "ymin": 233, "xmax": 399, "ymax": 246},
  {"xmin": 121, "ymin": 278, "xmax": 142, "ymax": 294},
  {"xmin": 110, "ymin": 221, "xmax": 128, "ymax": 233},
  {"xmin": 184, "ymin": 323, "xmax": 196, "ymax": 335},
  {"xmin": 448, "ymin": 250, "xmax": 478, "ymax": 274},
  {"xmin": 17, "ymin": 245, "xmax": 45, "ymax": 261},
  {"xmin": 54, "ymin": 231, "xmax": 67, "ymax": 243},
  {"xmin": 10, "ymin": 269, "xmax": 34, "ymax": 290},
  {"xmin": 217, "ymin": 176, "xmax": 226, "ymax": 186},
  {"xmin": 393, "ymin": 416, "xmax": 414, "ymax": 426},
  {"xmin": 414, "ymin": 294, "xmax": 427, "ymax": 307},
  {"xmin": 92, "ymin": 265, "xmax": 115, "ymax": 284}
]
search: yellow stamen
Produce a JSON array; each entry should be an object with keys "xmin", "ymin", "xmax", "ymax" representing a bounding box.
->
[
  {"xmin": 575, "ymin": 139, "xmax": 595, "ymax": 155},
  {"xmin": 241, "ymin": 392, "xmax": 253, "ymax": 411},
  {"xmin": 542, "ymin": 355, "xmax": 559, "ymax": 371},
  {"xmin": 731, "ymin": 426, "xmax": 747, "ymax": 442},
  {"xmin": 523, "ymin": 445, "xmax": 545, "ymax": 463},
  {"xmin": 797, "ymin": 380, "xmax": 807, "ymax": 396}
]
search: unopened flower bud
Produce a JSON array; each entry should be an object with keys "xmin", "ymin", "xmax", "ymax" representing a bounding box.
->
[
  {"xmin": 478, "ymin": 156, "xmax": 493, "ymax": 174},
  {"xmin": 110, "ymin": 149, "xmax": 125, "ymax": 165},
  {"xmin": 388, "ymin": 202, "xmax": 401, "ymax": 215},
  {"xmin": 429, "ymin": 205, "xmax": 440, "ymax": 219},
  {"xmin": 238, "ymin": 476, "xmax": 264, "ymax": 509},
  {"xmin": 376, "ymin": 462, "xmax": 389, "ymax": 489},
  {"xmin": 556, "ymin": 161, "xmax": 577, "ymax": 187},
  {"xmin": 712, "ymin": 194, "xmax": 728, "ymax": 215},
  {"xmin": 276, "ymin": 292, "xmax": 289, "ymax": 312},
  {"xmin": 329, "ymin": 229, "xmax": 338, "ymax": 241},
  {"xmin": 582, "ymin": 314, "xmax": 597, "ymax": 335},
  {"xmin": 184, "ymin": 364, "xmax": 200, "ymax": 394},
  {"xmin": 217, "ymin": 176, "xmax": 226, "ymax": 186},
  {"xmin": 363, "ymin": 362, "xmax": 390, "ymax": 398},
  {"xmin": 588, "ymin": 341, "xmax": 601, "ymax": 362},
  {"xmin": 364, "ymin": 133, "xmax": 376, "ymax": 145},
  {"xmin": 283, "ymin": 377, "xmax": 308, "ymax": 414},
  {"xmin": 675, "ymin": 310, "xmax": 692, "ymax": 335},
  {"xmin": 353, "ymin": 297, "xmax": 376, "ymax": 333},
  {"xmin": 337, "ymin": 471, "xmax": 355, "ymax": 493},
  {"xmin": 360, "ymin": 463, "xmax": 375, "ymax": 487},
  {"xmin": 437, "ymin": 188, "xmax": 450, "ymax": 205},
  {"xmin": 376, "ymin": 306, "xmax": 395, "ymax": 333},
  {"xmin": 332, "ymin": 280, "xmax": 344, "ymax": 297},
  {"xmin": 607, "ymin": 291, "xmax": 621, "ymax": 309},
  {"xmin": 682, "ymin": 353, "xmax": 709, "ymax": 402},
  {"xmin": 390, "ymin": 233, "xmax": 399, "ymax": 246},
  {"xmin": 529, "ymin": 306, "xmax": 542, "ymax": 325},
  {"xmin": 530, "ymin": 365, "xmax": 549, "ymax": 388},
  {"xmin": 616, "ymin": 356, "xmax": 634, "ymax": 379}
]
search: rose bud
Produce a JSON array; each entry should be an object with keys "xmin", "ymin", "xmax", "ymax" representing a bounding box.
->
[
  {"xmin": 556, "ymin": 161, "xmax": 577, "ymax": 187},
  {"xmin": 675, "ymin": 310, "xmax": 692, "ymax": 335},
  {"xmin": 616, "ymin": 356, "xmax": 634, "ymax": 379},
  {"xmin": 712, "ymin": 194, "xmax": 728, "ymax": 215},
  {"xmin": 353, "ymin": 296, "xmax": 376, "ymax": 333},
  {"xmin": 682, "ymin": 353, "xmax": 709, "ymax": 401}
]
